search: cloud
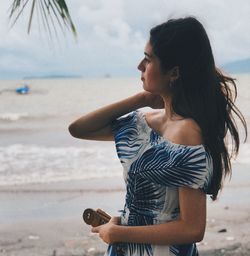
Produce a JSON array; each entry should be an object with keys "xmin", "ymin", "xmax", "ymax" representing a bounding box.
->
[{"xmin": 0, "ymin": 0, "xmax": 249, "ymax": 79}]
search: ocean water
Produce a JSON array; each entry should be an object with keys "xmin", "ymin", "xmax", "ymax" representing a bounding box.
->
[{"xmin": 0, "ymin": 75, "xmax": 249, "ymax": 186}]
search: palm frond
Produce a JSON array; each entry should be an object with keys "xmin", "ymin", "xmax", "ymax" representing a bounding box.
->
[
  {"xmin": 9, "ymin": 0, "xmax": 77, "ymax": 38},
  {"xmin": 27, "ymin": 0, "xmax": 36, "ymax": 33}
]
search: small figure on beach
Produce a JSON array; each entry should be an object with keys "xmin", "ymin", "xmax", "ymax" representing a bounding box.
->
[{"xmin": 69, "ymin": 17, "xmax": 247, "ymax": 256}]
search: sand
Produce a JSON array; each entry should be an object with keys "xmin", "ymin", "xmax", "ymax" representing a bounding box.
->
[{"xmin": 0, "ymin": 164, "xmax": 250, "ymax": 256}]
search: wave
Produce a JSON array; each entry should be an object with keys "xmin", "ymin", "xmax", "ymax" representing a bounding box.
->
[
  {"xmin": 0, "ymin": 142, "xmax": 249, "ymax": 186},
  {"xmin": 0, "ymin": 144, "xmax": 122, "ymax": 186},
  {"xmin": 0, "ymin": 112, "xmax": 29, "ymax": 121},
  {"xmin": 0, "ymin": 112, "xmax": 58, "ymax": 122}
]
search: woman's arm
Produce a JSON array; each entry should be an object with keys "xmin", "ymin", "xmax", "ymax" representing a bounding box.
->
[
  {"xmin": 68, "ymin": 91, "xmax": 164, "ymax": 141},
  {"xmin": 92, "ymin": 187, "xmax": 206, "ymax": 245},
  {"xmin": 68, "ymin": 92, "xmax": 146, "ymax": 141}
]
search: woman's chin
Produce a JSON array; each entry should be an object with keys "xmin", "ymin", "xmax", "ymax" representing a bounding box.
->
[
  {"xmin": 142, "ymin": 83, "xmax": 150, "ymax": 91},
  {"xmin": 142, "ymin": 86, "xmax": 157, "ymax": 94}
]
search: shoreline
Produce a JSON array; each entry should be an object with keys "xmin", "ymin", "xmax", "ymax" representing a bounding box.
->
[
  {"xmin": 0, "ymin": 177, "xmax": 125, "ymax": 193},
  {"xmin": 0, "ymin": 170, "xmax": 249, "ymax": 255}
]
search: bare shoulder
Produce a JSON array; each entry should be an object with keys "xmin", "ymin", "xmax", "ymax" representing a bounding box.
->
[
  {"xmin": 172, "ymin": 118, "xmax": 203, "ymax": 146},
  {"xmin": 144, "ymin": 110, "xmax": 163, "ymax": 129},
  {"xmin": 144, "ymin": 110, "xmax": 163, "ymax": 122},
  {"xmin": 144, "ymin": 111, "xmax": 203, "ymax": 146}
]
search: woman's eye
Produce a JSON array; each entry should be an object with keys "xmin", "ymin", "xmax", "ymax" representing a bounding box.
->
[{"xmin": 144, "ymin": 57, "xmax": 150, "ymax": 63}]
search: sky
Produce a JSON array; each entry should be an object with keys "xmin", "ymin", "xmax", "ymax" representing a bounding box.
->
[{"xmin": 0, "ymin": 0, "xmax": 250, "ymax": 79}]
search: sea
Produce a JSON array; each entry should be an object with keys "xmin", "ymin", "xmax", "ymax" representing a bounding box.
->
[{"xmin": 0, "ymin": 75, "xmax": 249, "ymax": 186}]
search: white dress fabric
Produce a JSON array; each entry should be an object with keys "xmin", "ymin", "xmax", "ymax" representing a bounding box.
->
[{"xmin": 105, "ymin": 111, "xmax": 213, "ymax": 256}]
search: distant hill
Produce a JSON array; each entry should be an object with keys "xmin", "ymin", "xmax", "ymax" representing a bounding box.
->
[
  {"xmin": 23, "ymin": 74, "xmax": 82, "ymax": 80},
  {"xmin": 221, "ymin": 58, "xmax": 250, "ymax": 73}
]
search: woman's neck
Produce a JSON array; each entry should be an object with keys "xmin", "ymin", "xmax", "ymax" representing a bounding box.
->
[{"xmin": 161, "ymin": 95, "xmax": 174, "ymax": 120}]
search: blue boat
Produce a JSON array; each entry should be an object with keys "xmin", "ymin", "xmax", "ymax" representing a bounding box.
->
[{"xmin": 16, "ymin": 84, "xmax": 30, "ymax": 94}]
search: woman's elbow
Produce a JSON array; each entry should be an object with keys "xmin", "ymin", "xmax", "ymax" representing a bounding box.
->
[
  {"xmin": 68, "ymin": 123, "xmax": 80, "ymax": 138},
  {"xmin": 191, "ymin": 227, "xmax": 205, "ymax": 243},
  {"xmin": 194, "ymin": 230, "xmax": 205, "ymax": 243}
]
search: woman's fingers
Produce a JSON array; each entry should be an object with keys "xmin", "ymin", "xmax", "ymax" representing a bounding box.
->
[
  {"xmin": 110, "ymin": 216, "xmax": 121, "ymax": 225},
  {"xmin": 91, "ymin": 226, "xmax": 100, "ymax": 233}
]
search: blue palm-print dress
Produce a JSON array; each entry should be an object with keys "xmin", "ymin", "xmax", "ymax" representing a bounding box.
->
[{"xmin": 106, "ymin": 111, "xmax": 213, "ymax": 256}]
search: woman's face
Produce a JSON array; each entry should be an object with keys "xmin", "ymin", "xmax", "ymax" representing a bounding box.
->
[{"xmin": 138, "ymin": 41, "xmax": 171, "ymax": 94}]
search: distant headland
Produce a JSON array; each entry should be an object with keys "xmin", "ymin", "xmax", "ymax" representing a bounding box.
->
[
  {"xmin": 221, "ymin": 58, "xmax": 250, "ymax": 74},
  {"xmin": 22, "ymin": 74, "xmax": 83, "ymax": 80}
]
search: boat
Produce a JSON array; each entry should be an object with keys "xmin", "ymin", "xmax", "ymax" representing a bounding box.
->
[{"xmin": 16, "ymin": 84, "xmax": 30, "ymax": 94}]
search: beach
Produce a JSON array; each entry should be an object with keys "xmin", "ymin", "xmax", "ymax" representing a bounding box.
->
[
  {"xmin": 0, "ymin": 178, "xmax": 125, "ymax": 256},
  {"xmin": 0, "ymin": 167, "xmax": 250, "ymax": 256},
  {"xmin": 0, "ymin": 75, "xmax": 250, "ymax": 255}
]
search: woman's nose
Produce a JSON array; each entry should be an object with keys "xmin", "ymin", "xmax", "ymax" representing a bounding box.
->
[{"xmin": 137, "ymin": 60, "xmax": 144, "ymax": 72}]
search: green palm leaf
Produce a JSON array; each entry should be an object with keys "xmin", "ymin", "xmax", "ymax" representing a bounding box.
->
[{"xmin": 9, "ymin": 0, "xmax": 77, "ymax": 38}]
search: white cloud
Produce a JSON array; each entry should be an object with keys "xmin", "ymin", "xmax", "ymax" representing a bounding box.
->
[{"xmin": 0, "ymin": 0, "xmax": 249, "ymax": 79}]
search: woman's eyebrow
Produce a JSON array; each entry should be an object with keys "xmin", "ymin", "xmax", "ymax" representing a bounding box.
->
[{"xmin": 144, "ymin": 52, "xmax": 153, "ymax": 58}]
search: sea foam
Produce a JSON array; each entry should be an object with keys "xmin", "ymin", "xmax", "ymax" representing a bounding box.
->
[{"xmin": 0, "ymin": 144, "xmax": 122, "ymax": 185}]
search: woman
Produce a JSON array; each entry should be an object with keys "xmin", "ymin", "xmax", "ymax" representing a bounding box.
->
[{"xmin": 69, "ymin": 17, "xmax": 247, "ymax": 256}]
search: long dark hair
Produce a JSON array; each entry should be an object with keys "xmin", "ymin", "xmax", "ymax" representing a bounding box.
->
[{"xmin": 150, "ymin": 17, "xmax": 247, "ymax": 200}]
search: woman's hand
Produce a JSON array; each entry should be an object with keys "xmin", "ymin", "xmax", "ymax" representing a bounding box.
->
[
  {"xmin": 141, "ymin": 91, "xmax": 165, "ymax": 109},
  {"xmin": 91, "ymin": 216, "xmax": 121, "ymax": 244}
]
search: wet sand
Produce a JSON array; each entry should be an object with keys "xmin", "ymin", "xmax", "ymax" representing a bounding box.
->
[{"xmin": 0, "ymin": 164, "xmax": 250, "ymax": 256}]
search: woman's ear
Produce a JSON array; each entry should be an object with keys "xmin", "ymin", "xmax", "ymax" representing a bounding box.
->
[{"xmin": 170, "ymin": 66, "xmax": 180, "ymax": 81}]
